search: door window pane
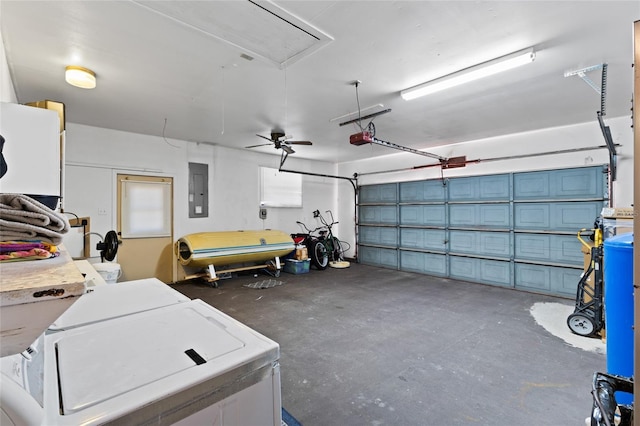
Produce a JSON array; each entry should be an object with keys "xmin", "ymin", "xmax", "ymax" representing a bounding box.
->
[{"xmin": 121, "ymin": 180, "xmax": 171, "ymax": 238}]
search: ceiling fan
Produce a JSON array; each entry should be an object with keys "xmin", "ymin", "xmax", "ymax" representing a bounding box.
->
[{"xmin": 245, "ymin": 131, "xmax": 312, "ymax": 154}]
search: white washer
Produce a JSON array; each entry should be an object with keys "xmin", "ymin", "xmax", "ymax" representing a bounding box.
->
[
  {"xmin": 2, "ymin": 278, "xmax": 190, "ymax": 417},
  {"xmin": 1, "ymin": 280, "xmax": 282, "ymax": 425},
  {"xmin": 48, "ymin": 278, "xmax": 190, "ymax": 331}
]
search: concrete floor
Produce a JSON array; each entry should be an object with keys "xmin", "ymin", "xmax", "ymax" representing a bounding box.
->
[{"xmin": 171, "ymin": 263, "xmax": 605, "ymax": 426}]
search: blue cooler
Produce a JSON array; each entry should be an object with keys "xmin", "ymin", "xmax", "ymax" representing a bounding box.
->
[{"xmin": 603, "ymin": 232, "xmax": 634, "ymax": 405}]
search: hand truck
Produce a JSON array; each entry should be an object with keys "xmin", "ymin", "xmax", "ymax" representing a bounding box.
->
[{"xmin": 567, "ymin": 220, "xmax": 604, "ymax": 337}]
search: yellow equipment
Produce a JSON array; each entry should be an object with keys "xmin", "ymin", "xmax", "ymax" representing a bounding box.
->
[{"xmin": 177, "ymin": 230, "xmax": 294, "ymax": 284}]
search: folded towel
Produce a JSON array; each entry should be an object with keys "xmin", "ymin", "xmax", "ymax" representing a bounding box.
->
[
  {"xmin": 0, "ymin": 247, "xmax": 58, "ymax": 262},
  {"xmin": 0, "ymin": 241, "xmax": 46, "ymax": 253},
  {"xmin": 0, "ymin": 194, "xmax": 69, "ymax": 245},
  {"xmin": 0, "ymin": 222, "xmax": 67, "ymax": 245},
  {"xmin": 0, "ymin": 194, "xmax": 69, "ymax": 232}
]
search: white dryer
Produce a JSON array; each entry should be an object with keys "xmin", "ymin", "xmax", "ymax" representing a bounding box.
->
[{"xmin": 1, "ymin": 279, "xmax": 282, "ymax": 425}]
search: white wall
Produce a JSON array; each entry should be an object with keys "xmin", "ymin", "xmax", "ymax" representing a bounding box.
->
[
  {"xmin": 0, "ymin": 30, "xmax": 17, "ymax": 103},
  {"xmin": 63, "ymin": 123, "xmax": 337, "ymax": 278},
  {"xmin": 337, "ymin": 115, "xmax": 634, "ymax": 258}
]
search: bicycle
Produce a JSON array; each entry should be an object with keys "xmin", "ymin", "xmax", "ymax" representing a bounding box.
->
[
  {"xmin": 313, "ymin": 209, "xmax": 349, "ymax": 265},
  {"xmin": 292, "ymin": 221, "xmax": 329, "ymax": 270}
]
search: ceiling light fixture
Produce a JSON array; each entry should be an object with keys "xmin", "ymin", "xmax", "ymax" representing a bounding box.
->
[
  {"xmin": 329, "ymin": 103, "xmax": 384, "ymax": 122},
  {"xmin": 400, "ymin": 47, "xmax": 535, "ymax": 101},
  {"xmin": 65, "ymin": 65, "xmax": 96, "ymax": 89}
]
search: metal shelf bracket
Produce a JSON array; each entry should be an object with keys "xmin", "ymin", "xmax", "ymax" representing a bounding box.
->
[
  {"xmin": 564, "ymin": 63, "xmax": 608, "ymax": 116},
  {"xmin": 564, "ymin": 64, "xmax": 604, "ymax": 94}
]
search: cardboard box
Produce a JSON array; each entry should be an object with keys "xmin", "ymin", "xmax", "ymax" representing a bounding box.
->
[
  {"xmin": 295, "ymin": 247, "xmax": 308, "ymax": 260},
  {"xmin": 283, "ymin": 259, "xmax": 310, "ymax": 274},
  {"xmin": 601, "ymin": 207, "xmax": 634, "ymax": 240},
  {"xmin": 26, "ymin": 100, "xmax": 65, "ymax": 132},
  {"xmin": 581, "ymin": 242, "xmax": 595, "ymax": 303},
  {"xmin": 601, "ymin": 207, "xmax": 634, "ymax": 219}
]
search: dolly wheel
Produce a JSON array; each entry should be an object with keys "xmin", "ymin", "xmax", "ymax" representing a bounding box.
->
[{"xmin": 567, "ymin": 313, "xmax": 596, "ymax": 336}]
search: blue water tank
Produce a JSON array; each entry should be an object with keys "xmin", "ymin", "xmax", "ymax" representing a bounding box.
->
[{"xmin": 603, "ymin": 232, "xmax": 634, "ymax": 405}]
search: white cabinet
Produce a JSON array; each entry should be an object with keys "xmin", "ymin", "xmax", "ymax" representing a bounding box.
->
[{"xmin": 0, "ymin": 102, "xmax": 60, "ymax": 197}]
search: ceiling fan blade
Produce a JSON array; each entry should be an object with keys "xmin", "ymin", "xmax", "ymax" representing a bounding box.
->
[
  {"xmin": 282, "ymin": 145, "xmax": 295, "ymax": 154},
  {"xmin": 288, "ymin": 141, "xmax": 313, "ymax": 145},
  {"xmin": 256, "ymin": 134, "xmax": 274, "ymax": 142},
  {"xmin": 245, "ymin": 143, "xmax": 273, "ymax": 149}
]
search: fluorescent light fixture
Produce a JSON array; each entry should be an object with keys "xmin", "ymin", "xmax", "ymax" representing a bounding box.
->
[
  {"xmin": 329, "ymin": 104, "xmax": 384, "ymax": 122},
  {"xmin": 65, "ymin": 65, "xmax": 96, "ymax": 89},
  {"xmin": 400, "ymin": 47, "xmax": 535, "ymax": 100}
]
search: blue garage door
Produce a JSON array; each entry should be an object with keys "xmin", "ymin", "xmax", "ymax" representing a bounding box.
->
[{"xmin": 357, "ymin": 166, "xmax": 607, "ymax": 297}]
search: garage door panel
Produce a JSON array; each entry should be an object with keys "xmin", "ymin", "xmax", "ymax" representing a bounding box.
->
[
  {"xmin": 449, "ymin": 230, "xmax": 511, "ymax": 258},
  {"xmin": 399, "ymin": 180, "xmax": 446, "ymax": 202},
  {"xmin": 449, "ymin": 256, "xmax": 475, "ymax": 280},
  {"xmin": 555, "ymin": 268, "xmax": 583, "ymax": 296},
  {"xmin": 448, "ymin": 179, "xmax": 475, "ymax": 200},
  {"xmin": 514, "ymin": 173, "xmax": 550, "ymax": 199},
  {"xmin": 359, "ymin": 246, "xmax": 397, "ymax": 268},
  {"xmin": 450, "ymin": 256, "xmax": 512, "ymax": 287},
  {"xmin": 448, "ymin": 174, "xmax": 510, "ymax": 201},
  {"xmin": 400, "ymin": 251, "xmax": 446, "ymax": 276},
  {"xmin": 481, "ymin": 233, "xmax": 512, "ymax": 257},
  {"xmin": 399, "ymin": 250, "xmax": 424, "ymax": 273},
  {"xmin": 514, "ymin": 204, "xmax": 550, "ymax": 229},
  {"xmin": 515, "ymin": 263, "xmax": 581, "ymax": 296},
  {"xmin": 400, "ymin": 205, "xmax": 446, "ymax": 226},
  {"xmin": 359, "ymin": 183, "xmax": 397, "ymax": 203},
  {"xmin": 514, "ymin": 167, "xmax": 605, "ymax": 200},
  {"xmin": 450, "ymin": 204, "xmax": 511, "ymax": 228},
  {"xmin": 479, "ymin": 175, "xmax": 511, "ymax": 200},
  {"xmin": 481, "ymin": 260, "xmax": 512, "ymax": 286},
  {"xmin": 360, "ymin": 205, "xmax": 397, "ymax": 225},
  {"xmin": 515, "ymin": 262, "xmax": 550, "ymax": 291},
  {"xmin": 359, "ymin": 226, "xmax": 397, "ymax": 246},
  {"xmin": 552, "ymin": 202, "xmax": 602, "ymax": 230},
  {"xmin": 400, "ymin": 228, "xmax": 446, "ymax": 251},
  {"xmin": 515, "ymin": 233, "xmax": 582, "ymax": 265},
  {"xmin": 515, "ymin": 201, "xmax": 603, "ymax": 231}
]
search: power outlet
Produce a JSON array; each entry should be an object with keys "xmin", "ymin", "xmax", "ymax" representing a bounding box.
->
[{"xmin": 98, "ymin": 208, "xmax": 107, "ymax": 215}]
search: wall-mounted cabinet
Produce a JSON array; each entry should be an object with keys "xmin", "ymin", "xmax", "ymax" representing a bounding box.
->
[{"xmin": 0, "ymin": 102, "xmax": 61, "ymax": 199}]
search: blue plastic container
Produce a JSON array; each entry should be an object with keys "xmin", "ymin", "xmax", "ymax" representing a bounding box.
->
[
  {"xmin": 603, "ymin": 232, "xmax": 634, "ymax": 405},
  {"xmin": 283, "ymin": 258, "xmax": 310, "ymax": 275}
]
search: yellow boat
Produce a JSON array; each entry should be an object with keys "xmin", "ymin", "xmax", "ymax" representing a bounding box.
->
[{"xmin": 177, "ymin": 230, "xmax": 294, "ymax": 268}]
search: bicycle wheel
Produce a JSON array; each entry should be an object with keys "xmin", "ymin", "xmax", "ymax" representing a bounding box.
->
[
  {"xmin": 311, "ymin": 240, "xmax": 329, "ymax": 270},
  {"xmin": 332, "ymin": 237, "xmax": 344, "ymax": 261}
]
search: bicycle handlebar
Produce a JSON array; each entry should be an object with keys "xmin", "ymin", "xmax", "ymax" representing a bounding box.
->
[
  {"xmin": 298, "ymin": 209, "xmax": 338, "ymax": 237},
  {"xmin": 315, "ymin": 210, "xmax": 338, "ymax": 228},
  {"xmin": 296, "ymin": 220, "xmax": 326, "ymax": 235}
]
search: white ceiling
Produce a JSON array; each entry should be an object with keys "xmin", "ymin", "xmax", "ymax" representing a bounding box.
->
[{"xmin": 1, "ymin": 1, "xmax": 638, "ymax": 163}]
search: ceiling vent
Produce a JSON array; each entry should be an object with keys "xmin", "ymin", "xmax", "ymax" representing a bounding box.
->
[{"xmin": 134, "ymin": 0, "xmax": 333, "ymax": 68}]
